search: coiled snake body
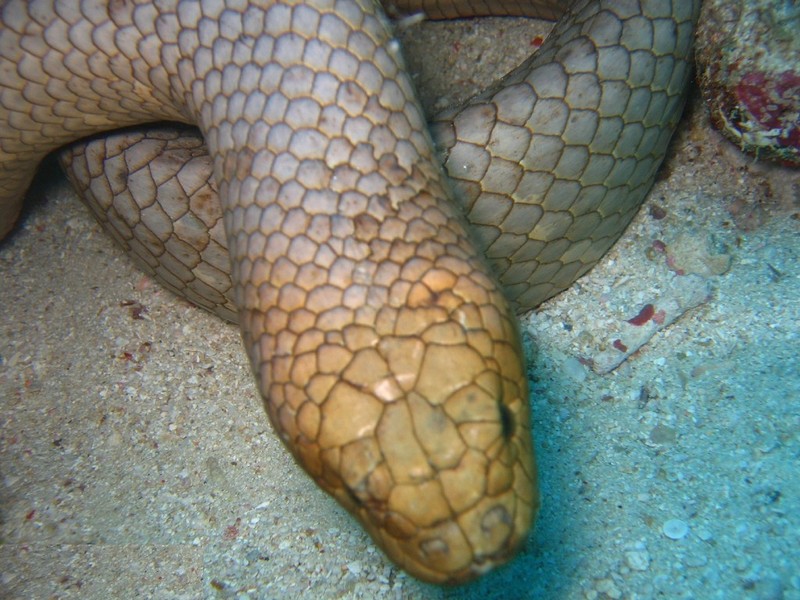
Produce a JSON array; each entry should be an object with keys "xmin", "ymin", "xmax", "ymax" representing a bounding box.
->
[{"xmin": 0, "ymin": 0, "xmax": 699, "ymax": 584}]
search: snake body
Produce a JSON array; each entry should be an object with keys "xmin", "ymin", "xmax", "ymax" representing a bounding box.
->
[{"xmin": 0, "ymin": 0, "xmax": 699, "ymax": 584}]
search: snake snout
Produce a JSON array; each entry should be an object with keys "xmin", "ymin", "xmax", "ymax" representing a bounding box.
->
[{"xmin": 306, "ymin": 290, "xmax": 539, "ymax": 583}]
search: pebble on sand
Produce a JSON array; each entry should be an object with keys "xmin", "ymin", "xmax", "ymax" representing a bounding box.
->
[{"xmin": 662, "ymin": 519, "xmax": 690, "ymax": 540}]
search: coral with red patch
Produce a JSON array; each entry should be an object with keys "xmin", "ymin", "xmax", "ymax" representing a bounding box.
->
[
  {"xmin": 736, "ymin": 70, "xmax": 800, "ymax": 157},
  {"xmin": 695, "ymin": 0, "xmax": 800, "ymax": 167}
]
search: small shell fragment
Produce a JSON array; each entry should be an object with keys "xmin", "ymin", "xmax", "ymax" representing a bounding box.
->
[{"xmin": 662, "ymin": 518, "xmax": 690, "ymax": 540}]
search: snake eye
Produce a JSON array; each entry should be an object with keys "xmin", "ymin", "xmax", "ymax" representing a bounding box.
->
[{"xmin": 498, "ymin": 402, "xmax": 513, "ymax": 440}]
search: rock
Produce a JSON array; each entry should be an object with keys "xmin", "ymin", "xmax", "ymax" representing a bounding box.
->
[{"xmin": 696, "ymin": 0, "xmax": 800, "ymax": 166}]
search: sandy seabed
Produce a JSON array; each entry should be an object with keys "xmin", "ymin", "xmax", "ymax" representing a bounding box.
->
[{"xmin": 1, "ymin": 15, "xmax": 798, "ymax": 600}]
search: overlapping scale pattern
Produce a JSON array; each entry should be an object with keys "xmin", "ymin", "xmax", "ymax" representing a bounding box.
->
[
  {"xmin": 432, "ymin": 0, "xmax": 698, "ymax": 309},
  {"xmin": 1, "ymin": 0, "xmax": 541, "ymax": 584}
]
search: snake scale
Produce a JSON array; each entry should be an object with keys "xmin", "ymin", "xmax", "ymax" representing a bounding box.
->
[{"xmin": 0, "ymin": 0, "xmax": 699, "ymax": 584}]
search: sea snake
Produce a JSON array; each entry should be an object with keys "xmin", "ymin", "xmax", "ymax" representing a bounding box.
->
[{"xmin": 0, "ymin": 0, "xmax": 699, "ymax": 583}]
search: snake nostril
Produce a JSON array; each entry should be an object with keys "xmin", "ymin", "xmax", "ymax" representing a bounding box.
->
[{"xmin": 498, "ymin": 402, "xmax": 513, "ymax": 440}]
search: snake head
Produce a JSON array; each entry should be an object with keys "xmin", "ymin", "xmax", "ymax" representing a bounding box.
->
[
  {"xmin": 242, "ymin": 235, "xmax": 539, "ymax": 583},
  {"xmin": 334, "ymin": 271, "xmax": 538, "ymax": 584}
]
